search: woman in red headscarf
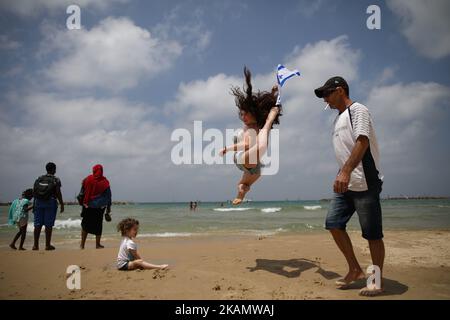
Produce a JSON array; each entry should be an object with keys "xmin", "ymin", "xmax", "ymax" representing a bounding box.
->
[{"xmin": 80, "ymin": 164, "xmax": 112, "ymax": 249}]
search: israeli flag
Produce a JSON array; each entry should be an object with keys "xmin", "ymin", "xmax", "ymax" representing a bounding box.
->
[{"xmin": 276, "ymin": 64, "xmax": 300, "ymax": 105}]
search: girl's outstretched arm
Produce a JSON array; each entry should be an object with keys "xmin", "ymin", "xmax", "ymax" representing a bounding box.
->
[{"xmin": 219, "ymin": 137, "xmax": 249, "ymax": 156}]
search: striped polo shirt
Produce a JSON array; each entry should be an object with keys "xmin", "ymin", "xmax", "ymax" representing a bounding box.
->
[{"xmin": 332, "ymin": 102, "xmax": 383, "ymax": 192}]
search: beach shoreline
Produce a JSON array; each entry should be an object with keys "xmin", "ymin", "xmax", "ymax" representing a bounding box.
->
[{"xmin": 1, "ymin": 230, "xmax": 450, "ymax": 300}]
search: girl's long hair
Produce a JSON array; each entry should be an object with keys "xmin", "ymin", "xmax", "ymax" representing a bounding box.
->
[{"xmin": 231, "ymin": 66, "xmax": 281, "ymax": 129}]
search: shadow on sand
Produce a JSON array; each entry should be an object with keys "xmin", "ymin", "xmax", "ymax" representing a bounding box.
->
[
  {"xmin": 247, "ymin": 258, "xmax": 409, "ymax": 296},
  {"xmin": 247, "ymin": 258, "xmax": 340, "ymax": 279}
]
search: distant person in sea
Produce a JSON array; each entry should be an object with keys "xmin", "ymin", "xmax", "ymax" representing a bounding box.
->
[
  {"xmin": 116, "ymin": 218, "xmax": 168, "ymax": 271},
  {"xmin": 314, "ymin": 76, "xmax": 385, "ymax": 296},
  {"xmin": 219, "ymin": 67, "xmax": 281, "ymax": 205},
  {"xmin": 32, "ymin": 162, "xmax": 64, "ymax": 251},
  {"xmin": 189, "ymin": 201, "xmax": 194, "ymax": 210},
  {"xmin": 8, "ymin": 189, "xmax": 34, "ymax": 250},
  {"xmin": 79, "ymin": 164, "xmax": 112, "ymax": 249}
]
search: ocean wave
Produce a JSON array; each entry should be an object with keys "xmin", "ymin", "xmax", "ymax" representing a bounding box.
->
[
  {"xmin": 139, "ymin": 232, "xmax": 193, "ymax": 238},
  {"xmin": 304, "ymin": 205, "xmax": 322, "ymax": 210},
  {"xmin": 25, "ymin": 218, "xmax": 81, "ymax": 232},
  {"xmin": 261, "ymin": 207, "xmax": 282, "ymax": 213},
  {"xmin": 213, "ymin": 207, "xmax": 254, "ymax": 212}
]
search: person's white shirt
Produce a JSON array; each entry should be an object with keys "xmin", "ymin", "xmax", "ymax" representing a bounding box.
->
[
  {"xmin": 332, "ymin": 102, "xmax": 383, "ymax": 192},
  {"xmin": 117, "ymin": 237, "xmax": 137, "ymax": 269}
]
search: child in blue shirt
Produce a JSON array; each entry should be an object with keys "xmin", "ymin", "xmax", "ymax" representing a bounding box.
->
[{"xmin": 8, "ymin": 189, "xmax": 34, "ymax": 250}]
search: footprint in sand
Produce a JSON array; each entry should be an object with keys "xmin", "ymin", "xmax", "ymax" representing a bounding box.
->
[{"xmin": 152, "ymin": 269, "xmax": 168, "ymax": 279}]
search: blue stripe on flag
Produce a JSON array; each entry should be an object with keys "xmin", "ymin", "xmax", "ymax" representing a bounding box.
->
[{"xmin": 279, "ymin": 71, "xmax": 301, "ymax": 87}]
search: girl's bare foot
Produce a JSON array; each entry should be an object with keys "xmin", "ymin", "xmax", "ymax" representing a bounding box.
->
[
  {"xmin": 9, "ymin": 244, "xmax": 17, "ymax": 250},
  {"xmin": 233, "ymin": 183, "xmax": 250, "ymax": 205},
  {"xmin": 232, "ymin": 198, "xmax": 242, "ymax": 205},
  {"xmin": 159, "ymin": 264, "xmax": 169, "ymax": 270}
]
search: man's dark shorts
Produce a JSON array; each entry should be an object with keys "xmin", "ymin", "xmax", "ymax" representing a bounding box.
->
[
  {"xmin": 325, "ymin": 186, "xmax": 383, "ymax": 240},
  {"xmin": 34, "ymin": 198, "xmax": 58, "ymax": 228}
]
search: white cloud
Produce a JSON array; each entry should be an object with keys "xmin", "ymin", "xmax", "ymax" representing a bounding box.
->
[
  {"xmin": 153, "ymin": 5, "xmax": 213, "ymax": 56},
  {"xmin": 167, "ymin": 73, "xmax": 241, "ymax": 124},
  {"xmin": 41, "ymin": 17, "xmax": 182, "ymax": 91},
  {"xmin": 387, "ymin": 0, "xmax": 450, "ymax": 59},
  {"xmin": 0, "ymin": 35, "xmax": 21, "ymax": 50},
  {"xmin": 0, "ymin": 0, "xmax": 128, "ymax": 17},
  {"xmin": 0, "ymin": 92, "xmax": 173, "ymax": 201},
  {"xmin": 368, "ymin": 82, "xmax": 450, "ymax": 123},
  {"xmin": 365, "ymin": 81, "xmax": 450, "ymax": 194}
]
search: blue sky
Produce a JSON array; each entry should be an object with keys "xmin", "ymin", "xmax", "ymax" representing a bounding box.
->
[{"xmin": 0, "ymin": 0, "xmax": 449, "ymax": 202}]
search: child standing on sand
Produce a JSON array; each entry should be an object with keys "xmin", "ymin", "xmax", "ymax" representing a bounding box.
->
[
  {"xmin": 8, "ymin": 189, "xmax": 34, "ymax": 250},
  {"xmin": 116, "ymin": 218, "xmax": 168, "ymax": 271}
]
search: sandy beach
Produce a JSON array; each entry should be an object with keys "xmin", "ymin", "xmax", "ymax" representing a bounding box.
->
[{"xmin": 1, "ymin": 230, "xmax": 449, "ymax": 300}]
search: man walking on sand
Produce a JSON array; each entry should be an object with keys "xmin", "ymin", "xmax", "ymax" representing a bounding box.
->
[{"xmin": 314, "ymin": 77, "xmax": 385, "ymax": 296}]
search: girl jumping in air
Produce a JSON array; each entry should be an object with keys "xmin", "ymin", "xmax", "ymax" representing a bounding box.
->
[{"xmin": 220, "ymin": 67, "xmax": 281, "ymax": 205}]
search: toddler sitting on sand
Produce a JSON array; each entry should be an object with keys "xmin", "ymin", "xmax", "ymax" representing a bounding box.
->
[{"xmin": 116, "ymin": 218, "xmax": 168, "ymax": 271}]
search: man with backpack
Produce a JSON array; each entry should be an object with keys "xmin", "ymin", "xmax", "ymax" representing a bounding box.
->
[{"xmin": 33, "ymin": 162, "xmax": 64, "ymax": 250}]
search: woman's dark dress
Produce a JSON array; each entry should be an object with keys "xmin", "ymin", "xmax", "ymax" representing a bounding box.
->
[
  {"xmin": 80, "ymin": 187, "xmax": 111, "ymax": 236},
  {"xmin": 81, "ymin": 207, "xmax": 105, "ymax": 235}
]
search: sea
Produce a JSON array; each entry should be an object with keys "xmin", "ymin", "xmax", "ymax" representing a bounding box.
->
[{"xmin": 1, "ymin": 199, "xmax": 449, "ymax": 245}]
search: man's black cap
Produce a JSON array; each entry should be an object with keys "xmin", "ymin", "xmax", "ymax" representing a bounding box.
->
[{"xmin": 314, "ymin": 76, "xmax": 349, "ymax": 98}]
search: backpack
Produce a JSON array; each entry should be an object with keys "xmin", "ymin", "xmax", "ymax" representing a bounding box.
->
[{"xmin": 33, "ymin": 175, "xmax": 57, "ymax": 200}]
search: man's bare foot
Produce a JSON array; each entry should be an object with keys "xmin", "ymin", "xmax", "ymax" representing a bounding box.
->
[
  {"xmin": 18, "ymin": 247, "xmax": 26, "ymax": 251},
  {"xmin": 96, "ymin": 244, "xmax": 105, "ymax": 249},
  {"xmin": 32, "ymin": 246, "xmax": 39, "ymax": 251},
  {"xmin": 335, "ymin": 269, "xmax": 365, "ymax": 289},
  {"xmin": 9, "ymin": 244, "xmax": 17, "ymax": 250},
  {"xmin": 359, "ymin": 286, "xmax": 384, "ymax": 297},
  {"xmin": 80, "ymin": 245, "xmax": 85, "ymax": 250},
  {"xmin": 233, "ymin": 183, "xmax": 250, "ymax": 205},
  {"xmin": 45, "ymin": 245, "xmax": 55, "ymax": 251}
]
